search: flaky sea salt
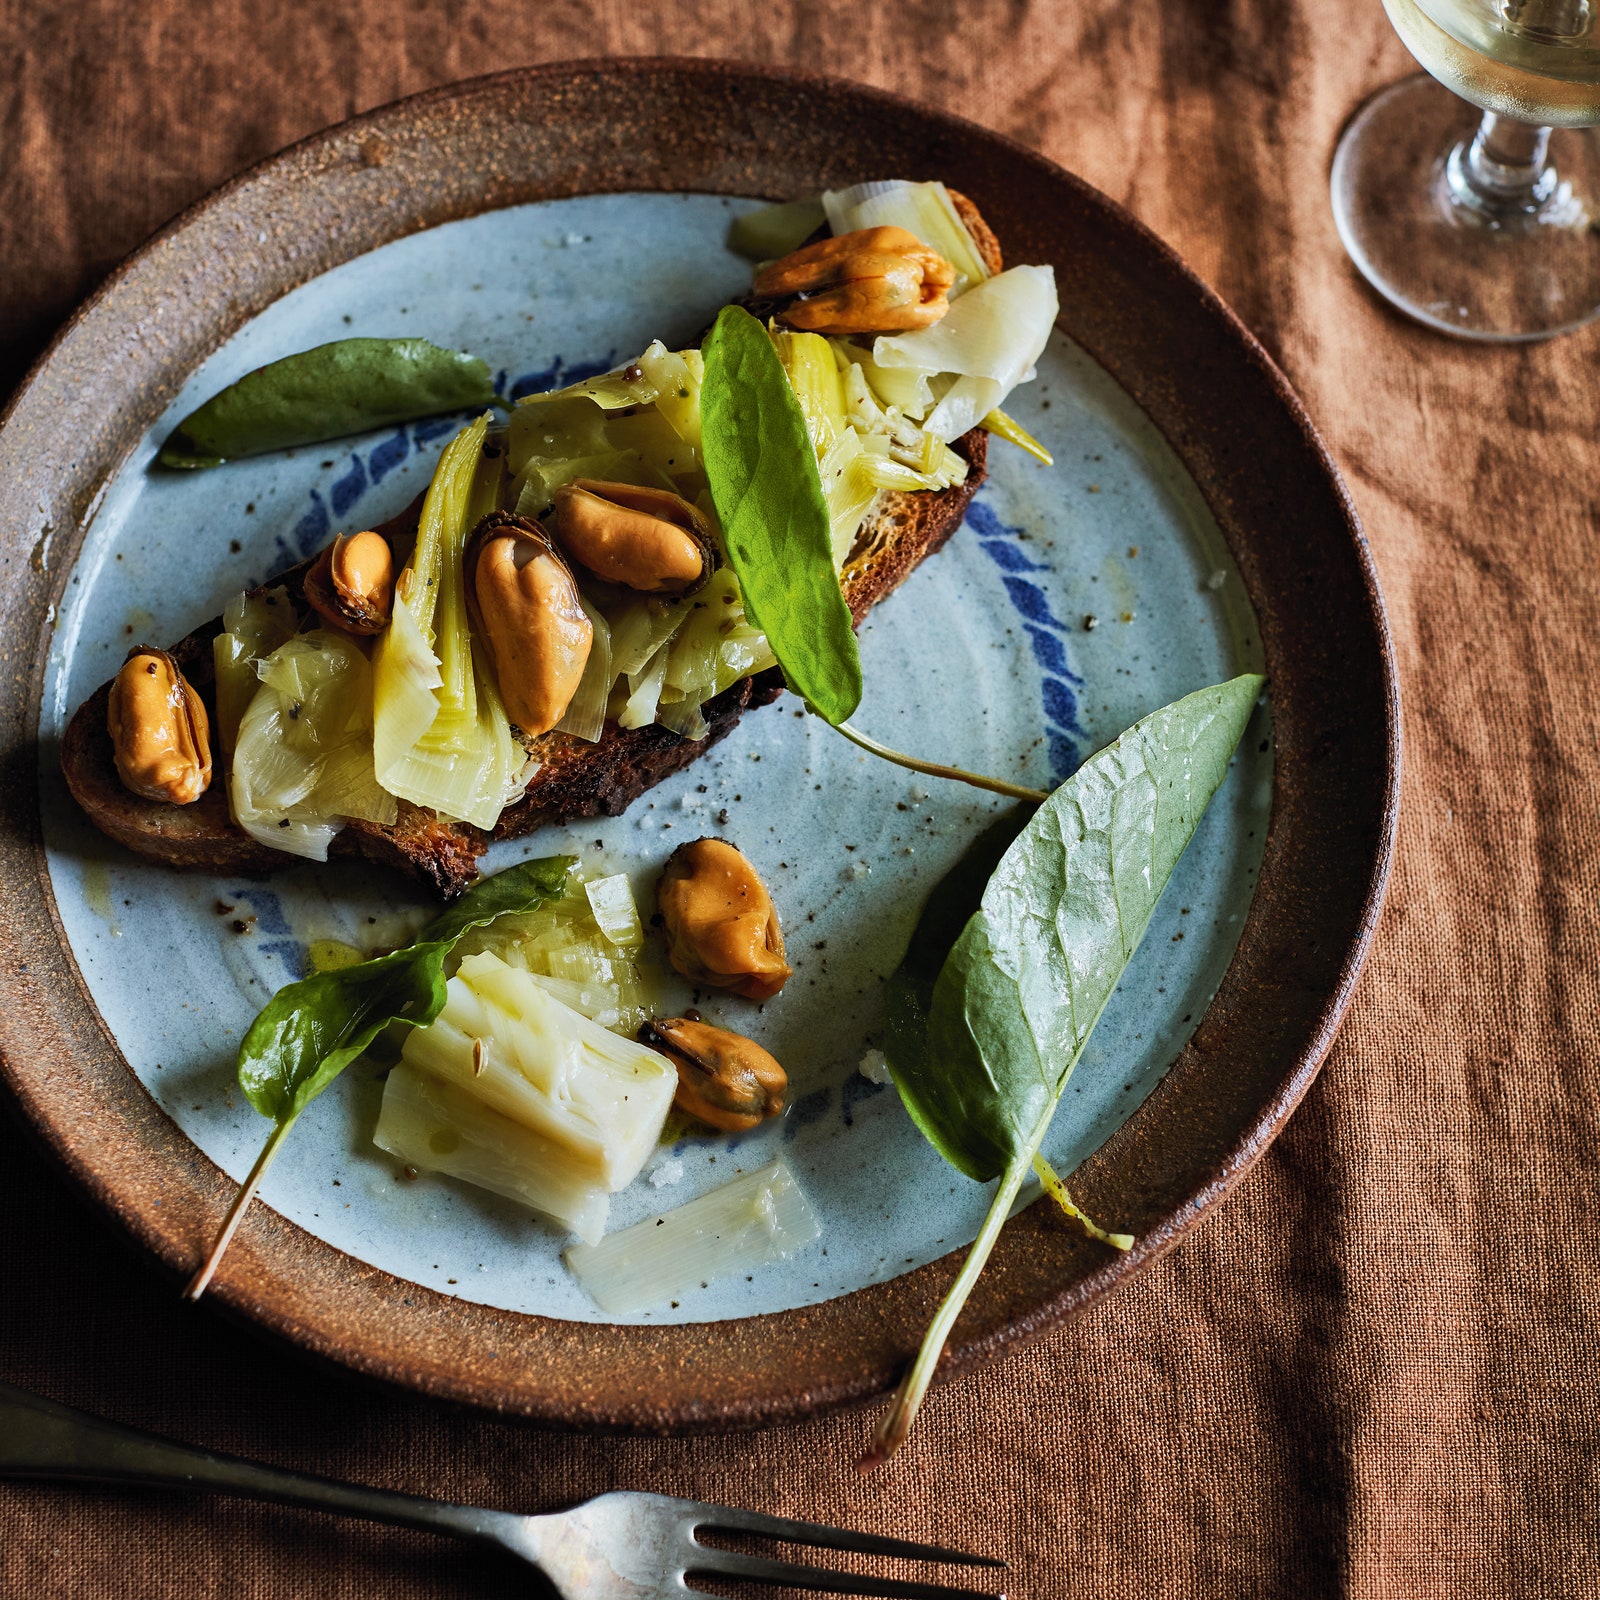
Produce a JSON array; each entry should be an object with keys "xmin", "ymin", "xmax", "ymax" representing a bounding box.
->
[
  {"xmin": 649, "ymin": 1158, "xmax": 686, "ymax": 1188},
  {"xmin": 858, "ymin": 1049, "xmax": 891, "ymax": 1085}
]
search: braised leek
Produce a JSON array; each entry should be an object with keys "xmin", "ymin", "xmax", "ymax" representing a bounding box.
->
[
  {"xmin": 229, "ymin": 631, "xmax": 395, "ymax": 861},
  {"xmin": 396, "ymin": 950, "xmax": 677, "ymax": 1224},
  {"xmin": 371, "ymin": 415, "xmax": 527, "ymax": 829},
  {"xmin": 212, "ymin": 586, "xmax": 297, "ymax": 754}
]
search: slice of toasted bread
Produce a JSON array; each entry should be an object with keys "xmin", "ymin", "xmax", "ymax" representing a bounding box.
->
[{"xmin": 61, "ymin": 430, "xmax": 988, "ymax": 896}]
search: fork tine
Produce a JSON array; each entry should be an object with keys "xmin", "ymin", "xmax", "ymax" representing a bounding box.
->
[
  {"xmin": 689, "ymin": 1503, "xmax": 1004, "ymax": 1568},
  {"xmin": 685, "ymin": 1548, "xmax": 1005, "ymax": 1600}
]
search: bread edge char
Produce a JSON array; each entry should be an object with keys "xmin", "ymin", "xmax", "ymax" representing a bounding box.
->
[{"xmin": 60, "ymin": 431, "xmax": 989, "ymax": 898}]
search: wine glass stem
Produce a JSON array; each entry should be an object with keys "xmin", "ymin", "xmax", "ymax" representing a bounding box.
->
[{"xmin": 1450, "ymin": 111, "xmax": 1558, "ymax": 213}]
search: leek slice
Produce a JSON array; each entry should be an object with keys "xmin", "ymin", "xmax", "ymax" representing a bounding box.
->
[
  {"xmin": 816, "ymin": 429, "xmax": 881, "ymax": 567},
  {"xmin": 774, "ymin": 329, "xmax": 846, "ymax": 459},
  {"xmin": 728, "ymin": 197, "xmax": 828, "ymax": 261},
  {"xmin": 508, "ymin": 393, "xmax": 613, "ymax": 477},
  {"xmin": 536, "ymin": 360, "xmax": 659, "ymax": 413},
  {"xmin": 565, "ymin": 1161, "xmax": 821, "ymax": 1315},
  {"xmin": 403, "ymin": 1003, "xmax": 611, "ymax": 1172},
  {"xmin": 235, "ymin": 700, "xmax": 322, "ymax": 810},
  {"xmin": 543, "ymin": 947, "xmax": 634, "ymax": 987},
  {"xmin": 387, "ymin": 668, "xmax": 522, "ymax": 829},
  {"xmin": 373, "ymin": 415, "xmax": 523, "ymax": 829},
  {"xmin": 516, "ymin": 341, "xmax": 704, "ymax": 431},
  {"xmin": 584, "ymin": 874, "xmax": 644, "ymax": 949},
  {"xmin": 608, "ymin": 596, "xmax": 692, "ymax": 678},
  {"xmin": 829, "ymin": 339, "xmax": 935, "ymax": 419},
  {"xmin": 452, "ymin": 873, "xmax": 655, "ymax": 1034},
  {"xmin": 619, "ymin": 644, "xmax": 669, "ymax": 730},
  {"xmin": 375, "ymin": 1063, "xmax": 610, "ymax": 1245},
  {"xmin": 377, "ymin": 669, "xmax": 523, "ymax": 830},
  {"xmin": 313, "ymin": 739, "xmax": 395, "ymax": 823},
  {"xmin": 638, "ymin": 343, "xmax": 702, "ymax": 448},
  {"xmin": 371, "ymin": 586, "xmax": 443, "ymax": 776},
  {"xmin": 871, "ymin": 265, "xmax": 1059, "ymax": 442},
  {"xmin": 524, "ymin": 972, "xmax": 642, "ymax": 1033},
  {"xmin": 212, "ymin": 586, "xmax": 297, "ymax": 755},
  {"xmin": 840, "ymin": 359, "xmax": 890, "ymax": 435},
  {"xmin": 980, "ymin": 408, "xmax": 1054, "ymax": 466},
  {"xmin": 857, "ymin": 451, "xmax": 967, "ymax": 495},
  {"xmin": 399, "ymin": 413, "xmax": 489, "ymax": 641},
  {"xmin": 603, "ymin": 408, "xmax": 700, "ymax": 473},
  {"xmin": 713, "ymin": 624, "xmax": 777, "ymax": 696},
  {"xmin": 229, "ymin": 630, "xmax": 395, "ymax": 861},
  {"xmin": 426, "ymin": 439, "xmax": 503, "ymax": 749},
  {"xmin": 822, "ymin": 180, "xmax": 991, "ymax": 295},
  {"xmin": 663, "ymin": 580, "xmax": 733, "ymax": 700},
  {"xmin": 885, "ymin": 421, "xmax": 942, "ymax": 475},
  {"xmin": 402, "ymin": 950, "xmax": 675, "ymax": 1190},
  {"xmin": 554, "ymin": 593, "xmax": 612, "ymax": 743},
  {"xmin": 656, "ymin": 694, "xmax": 710, "ymax": 742}
]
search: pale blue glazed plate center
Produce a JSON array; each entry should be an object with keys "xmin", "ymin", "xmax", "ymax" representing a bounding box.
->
[{"xmin": 40, "ymin": 193, "xmax": 1270, "ymax": 1325}]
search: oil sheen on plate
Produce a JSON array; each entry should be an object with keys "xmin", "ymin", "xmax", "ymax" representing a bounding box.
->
[{"xmin": 40, "ymin": 192, "xmax": 1271, "ymax": 1325}]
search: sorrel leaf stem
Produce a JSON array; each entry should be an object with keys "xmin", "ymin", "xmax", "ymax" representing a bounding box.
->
[
  {"xmin": 832, "ymin": 720, "xmax": 1049, "ymax": 804},
  {"xmin": 183, "ymin": 1117, "xmax": 297, "ymax": 1301},
  {"xmin": 184, "ymin": 857, "xmax": 574, "ymax": 1301},
  {"xmin": 858, "ymin": 1128, "xmax": 1043, "ymax": 1471}
]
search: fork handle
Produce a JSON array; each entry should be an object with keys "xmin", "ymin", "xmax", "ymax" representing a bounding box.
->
[{"xmin": 0, "ymin": 1381, "xmax": 511, "ymax": 1547}]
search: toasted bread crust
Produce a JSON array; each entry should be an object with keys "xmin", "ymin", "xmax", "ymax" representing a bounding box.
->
[
  {"xmin": 946, "ymin": 190, "xmax": 1004, "ymax": 279},
  {"xmin": 62, "ymin": 430, "xmax": 988, "ymax": 896}
]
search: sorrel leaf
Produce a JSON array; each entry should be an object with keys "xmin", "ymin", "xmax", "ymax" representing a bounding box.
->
[
  {"xmin": 239, "ymin": 854, "xmax": 573, "ymax": 1125},
  {"xmin": 159, "ymin": 337, "xmax": 497, "ymax": 469},
  {"xmin": 865, "ymin": 675, "xmax": 1263, "ymax": 1463},
  {"xmin": 185, "ymin": 856, "xmax": 573, "ymax": 1299},
  {"xmin": 700, "ymin": 305, "xmax": 862, "ymax": 725}
]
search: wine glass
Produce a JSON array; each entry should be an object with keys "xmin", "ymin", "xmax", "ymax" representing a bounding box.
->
[{"xmin": 1332, "ymin": 0, "xmax": 1600, "ymax": 340}]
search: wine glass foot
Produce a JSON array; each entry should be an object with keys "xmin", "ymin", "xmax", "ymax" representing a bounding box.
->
[{"xmin": 1331, "ymin": 73, "xmax": 1600, "ymax": 342}]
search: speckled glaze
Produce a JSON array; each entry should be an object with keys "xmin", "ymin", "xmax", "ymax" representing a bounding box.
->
[{"xmin": 0, "ymin": 61, "xmax": 1399, "ymax": 1430}]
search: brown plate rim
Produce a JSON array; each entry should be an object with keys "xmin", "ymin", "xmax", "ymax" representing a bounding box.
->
[{"xmin": 0, "ymin": 57, "xmax": 1400, "ymax": 1434}]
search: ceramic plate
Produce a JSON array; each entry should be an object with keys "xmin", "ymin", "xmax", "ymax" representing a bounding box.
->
[{"xmin": 0, "ymin": 61, "xmax": 1398, "ymax": 1430}]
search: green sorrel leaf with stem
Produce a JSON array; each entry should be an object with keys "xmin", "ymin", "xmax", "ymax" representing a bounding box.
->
[
  {"xmin": 183, "ymin": 855, "xmax": 574, "ymax": 1300},
  {"xmin": 864, "ymin": 674, "xmax": 1263, "ymax": 1466}
]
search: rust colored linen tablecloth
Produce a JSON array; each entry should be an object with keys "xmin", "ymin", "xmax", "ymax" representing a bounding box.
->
[{"xmin": 2, "ymin": 4, "xmax": 1597, "ymax": 1596}]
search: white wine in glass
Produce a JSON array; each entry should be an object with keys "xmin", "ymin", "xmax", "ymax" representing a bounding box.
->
[
  {"xmin": 1333, "ymin": 0, "xmax": 1600, "ymax": 339},
  {"xmin": 1385, "ymin": 0, "xmax": 1600, "ymax": 124}
]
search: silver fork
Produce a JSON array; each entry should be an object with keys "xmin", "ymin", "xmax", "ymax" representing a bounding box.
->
[{"xmin": 0, "ymin": 1383, "xmax": 1005, "ymax": 1598}]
